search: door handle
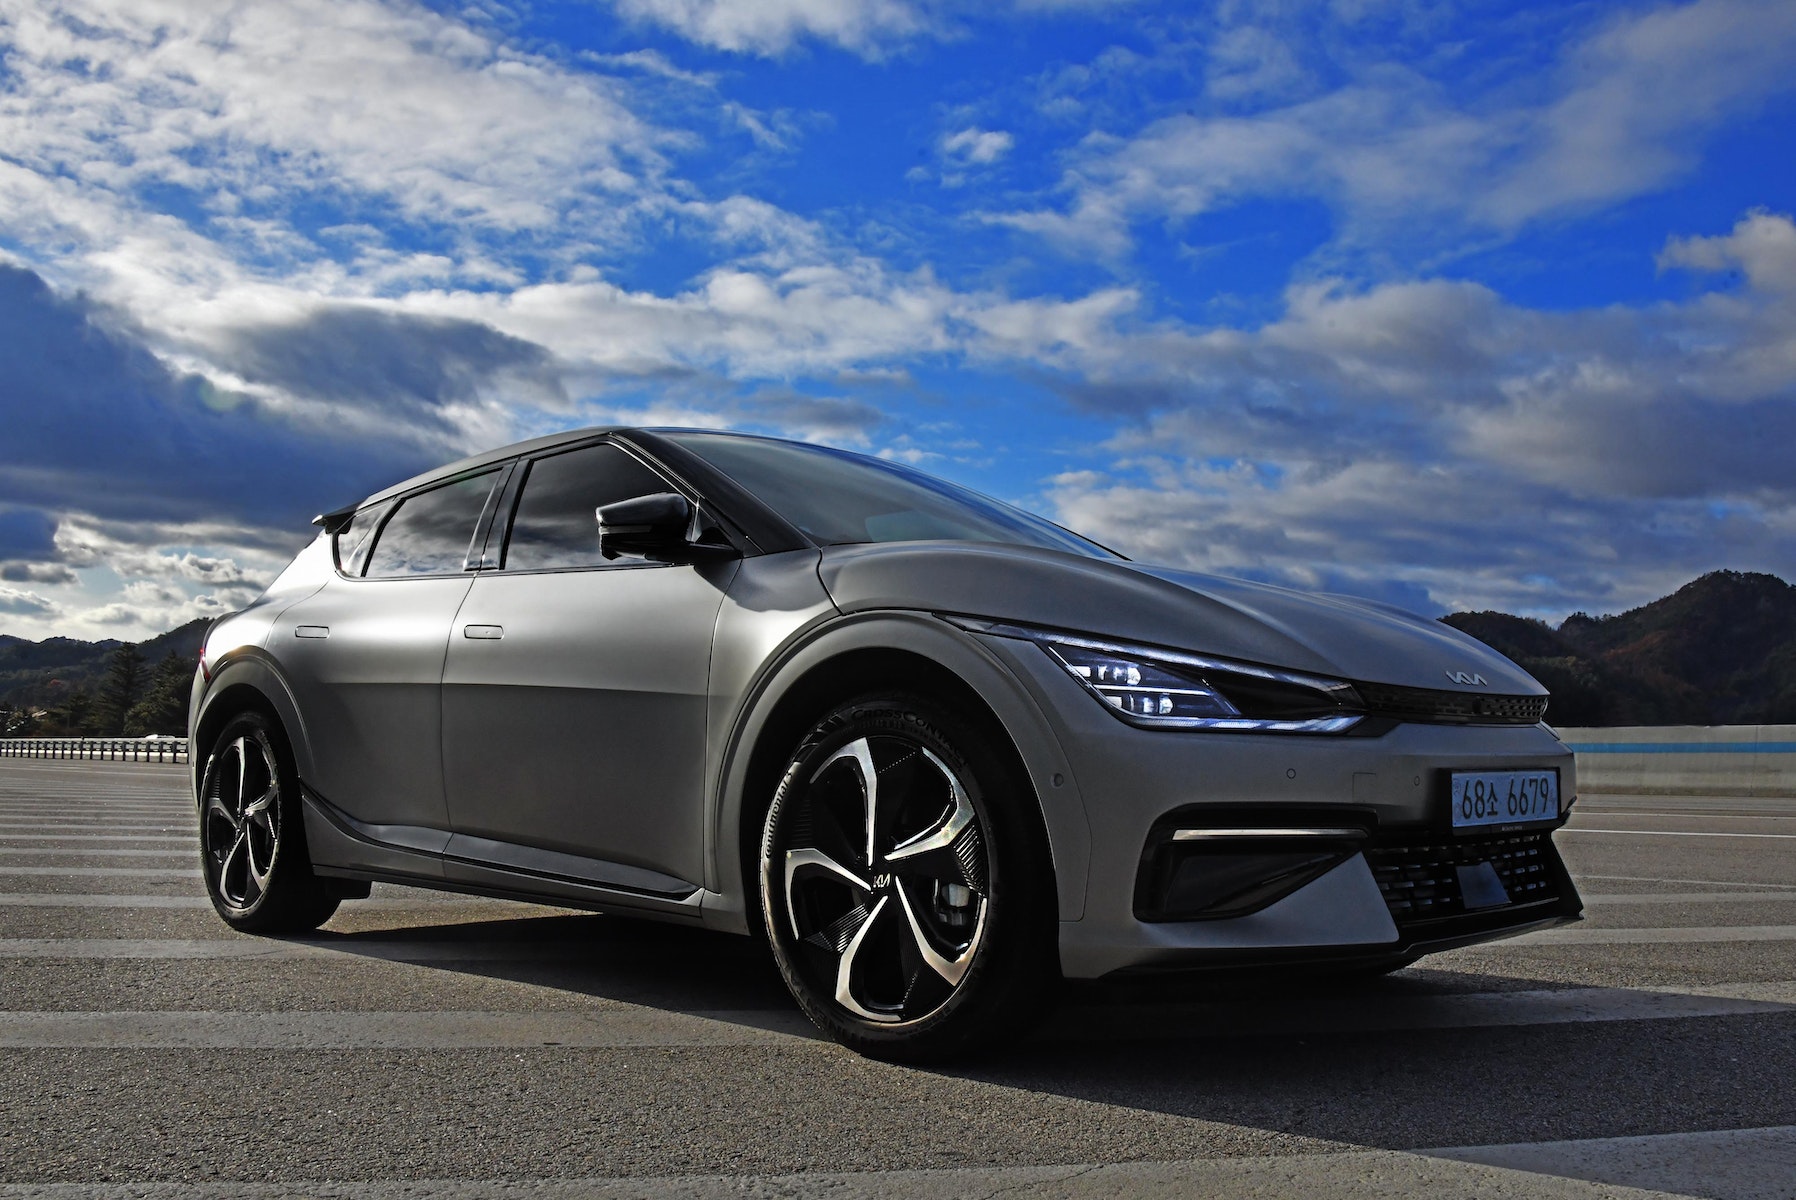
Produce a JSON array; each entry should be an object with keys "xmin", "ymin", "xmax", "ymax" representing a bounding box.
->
[
  {"xmin": 295, "ymin": 626, "xmax": 330, "ymax": 639},
  {"xmin": 463, "ymin": 625, "xmax": 504, "ymax": 640}
]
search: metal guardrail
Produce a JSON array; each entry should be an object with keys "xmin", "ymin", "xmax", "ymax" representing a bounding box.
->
[{"xmin": 0, "ymin": 738, "xmax": 190, "ymax": 763}]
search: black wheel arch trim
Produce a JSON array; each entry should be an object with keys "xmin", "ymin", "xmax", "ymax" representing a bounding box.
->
[{"xmin": 705, "ymin": 609, "xmax": 1089, "ymax": 936}]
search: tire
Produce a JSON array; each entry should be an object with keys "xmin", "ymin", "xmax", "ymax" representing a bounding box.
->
[
  {"xmin": 759, "ymin": 693, "xmax": 1057, "ymax": 1062},
  {"xmin": 197, "ymin": 711, "xmax": 340, "ymax": 933}
]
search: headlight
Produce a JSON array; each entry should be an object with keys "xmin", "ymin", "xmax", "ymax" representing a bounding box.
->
[{"xmin": 972, "ymin": 624, "xmax": 1365, "ymax": 733}]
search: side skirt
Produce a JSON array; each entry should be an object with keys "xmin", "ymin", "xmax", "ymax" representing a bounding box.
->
[{"xmin": 300, "ymin": 786, "xmax": 713, "ymax": 924}]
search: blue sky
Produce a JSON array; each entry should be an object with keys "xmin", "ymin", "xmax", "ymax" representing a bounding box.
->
[{"xmin": 2, "ymin": 0, "xmax": 1794, "ymax": 639}]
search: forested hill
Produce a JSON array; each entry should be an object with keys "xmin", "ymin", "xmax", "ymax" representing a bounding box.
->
[
  {"xmin": 0, "ymin": 617, "xmax": 209, "ymax": 736},
  {"xmin": 0, "ymin": 618, "xmax": 208, "ymax": 710},
  {"xmin": 1443, "ymin": 571, "xmax": 1796, "ymax": 727}
]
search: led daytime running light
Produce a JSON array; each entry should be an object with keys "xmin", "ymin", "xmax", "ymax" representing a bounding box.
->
[{"xmin": 1016, "ymin": 627, "xmax": 1362, "ymax": 733}]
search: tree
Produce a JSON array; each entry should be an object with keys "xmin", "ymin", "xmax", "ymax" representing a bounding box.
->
[
  {"xmin": 94, "ymin": 644, "xmax": 146, "ymax": 736},
  {"xmin": 46, "ymin": 690, "xmax": 96, "ymax": 737},
  {"xmin": 124, "ymin": 653, "xmax": 197, "ymax": 737}
]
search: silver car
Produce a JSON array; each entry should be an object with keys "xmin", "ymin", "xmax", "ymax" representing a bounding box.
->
[{"xmin": 190, "ymin": 427, "xmax": 1581, "ymax": 1059}]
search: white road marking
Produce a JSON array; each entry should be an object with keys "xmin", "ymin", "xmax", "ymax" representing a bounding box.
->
[
  {"xmin": 0, "ymin": 1008, "xmax": 817, "ymax": 1049},
  {"xmin": 1579, "ymin": 874, "xmax": 1796, "ymax": 890},
  {"xmin": 0, "ymin": 982, "xmax": 1786, "ymax": 1044},
  {"xmin": 0, "ymin": 867, "xmax": 201, "ymax": 878},
  {"xmin": 0, "ymin": 894, "xmax": 211, "ymax": 908},
  {"xmin": 1508, "ymin": 924, "xmax": 1796, "ymax": 944},
  {"xmin": 0, "ymin": 835, "xmax": 196, "ymax": 843},
  {"xmin": 1583, "ymin": 892, "xmax": 1796, "ymax": 905},
  {"xmin": 1562, "ymin": 828, "xmax": 1796, "ymax": 839},
  {"xmin": 1, "ymin": 1127, "xmax": 1793, "ymax": 1199},
  {"xmin": 0, "ymin": 847, "xmax": 194, "ymax": 858}
]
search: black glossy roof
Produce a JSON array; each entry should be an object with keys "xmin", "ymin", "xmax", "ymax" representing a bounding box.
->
[{"xmin": 356, "ymin": 425, "xmax": 622, "ymax": 509}]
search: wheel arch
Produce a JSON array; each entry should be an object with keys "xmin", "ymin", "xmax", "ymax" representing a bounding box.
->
[
  {"xmin": 709, "ymin": 613, "xmax": 1090, "ymax": 936},
  {"xmin": 189, "ymin": 655, "xmax": 311, "ymax": 805}
]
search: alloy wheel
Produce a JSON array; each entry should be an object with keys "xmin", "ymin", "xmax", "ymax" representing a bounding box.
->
[
  {"xmin": 769, "ymin": 732, "xmax": 991, "ymax": 1025},
  {"xmin": 203, "ymin": 732, "xmax": 283, "ymax": 911}
]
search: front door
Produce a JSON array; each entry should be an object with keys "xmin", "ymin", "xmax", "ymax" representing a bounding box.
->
[{"xmin": 441, "ymin": 440, "xmax": 736, "ymax": 887}]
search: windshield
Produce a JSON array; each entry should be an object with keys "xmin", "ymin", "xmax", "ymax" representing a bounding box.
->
[{"xmin": 663, "ymin": 432, "xmax": 1118, "ymax": 559}]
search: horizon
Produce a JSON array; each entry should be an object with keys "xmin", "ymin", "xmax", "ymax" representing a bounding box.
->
[{"xmin": 3, "ymin": 0, "xmax": 1794, "ymax": 638}]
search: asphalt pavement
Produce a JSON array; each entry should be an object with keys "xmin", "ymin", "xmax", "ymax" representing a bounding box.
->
[{"xmin": 0, "ymin": 759, "xmax": 1792, "ymax": 1198}]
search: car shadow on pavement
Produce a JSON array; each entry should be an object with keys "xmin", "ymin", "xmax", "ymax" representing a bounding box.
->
[{"xmin": 286, "ymin": 908, "xmax": 1796, "ymax": 1154}]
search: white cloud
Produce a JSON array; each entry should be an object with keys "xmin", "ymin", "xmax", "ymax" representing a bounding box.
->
[
  {"xmin": 1023, "ymin": 211, "xmax": 1796, "ymax": 617},
  {"xmin": 0, "ymin": 562, "xmax": 78, "ymax": 585},
  {"xmin": 604, "ymin": 0, "xmax": 934, "ymax": 57},
  {"xmin": 0, "ymin": 587, "xmax": 58, "ymax": 618},
  {"xmin": 0, "ymin": 0, "xmax": 662, "ymax": 235},
  {"xmin": 995, "ymin": 0, "xmax": 1796, "ymax": 256},
  {"xmin": 941, "ymin": 127, "xmax": 1015, "ymax": 165}
]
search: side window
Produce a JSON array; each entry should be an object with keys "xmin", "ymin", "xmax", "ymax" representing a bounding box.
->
[
  {"xmin": 503, "ymin": 443, "xmax": 673, "ymax": 571},
  {"xmin": 333, "ymin": 501, "xmax": 392, "ymax": 577},
  {"xmin": 362, "ymin": 471, "xmax": 500, "ymax": 578}
]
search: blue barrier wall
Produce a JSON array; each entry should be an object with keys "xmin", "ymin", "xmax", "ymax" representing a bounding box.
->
[{"xmin": 1553, "ymin": 726, "xmax": 1796, "ymax": 797}]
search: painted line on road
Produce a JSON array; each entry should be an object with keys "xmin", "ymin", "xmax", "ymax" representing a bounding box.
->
[
  {"xmin": 0, "ymin": 982, "xmax": 1787, "ymax": 1047},
  {"xmin": 0, "ymin": 847, "xmax": 195, "ymax": 858},
  {"xmin": 1560, "ymin": 828, "xmax": 1796, "ymax": 840},
  {"xmin": 0, "ymin": 1008, "xmax": 817, "ymax": 1049},
  {"xmin": 1579, "ymin": 874, "xmax": 1796, "ymax": 890},
  {"xmin": 0, "ymin": 1130, "xmax": 1793, "ymax": 1200},
  {"xmin": 0, "ymin": 835, "xmax": 195, "ymax": 844},
  {"xmin": 1509, "ymin": 924, "xmax": 1796, "ymax": 944},
  {"xmin": 0, "ymin": 867, "xmax": 201, "ymax": 879},
  {"xmin": 0, "ymin": 938, "xmax": 627, "ymax": 961},
  {"xmin": 1584, "ymin": 892, "xmax": 1796, "ymax": 905},
  {"xmin": 0, "ymin": 894, "xmax": 212, "ymax": 908}
]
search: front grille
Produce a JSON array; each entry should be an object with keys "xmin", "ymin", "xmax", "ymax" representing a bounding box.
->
[
  {"xmin": 1366, "ymin": 830, "xmax": 1560, "ymax": 925},
  {"xmin": 1355, "ymin": 681, "xmax": 1549, "ymax": 725}
]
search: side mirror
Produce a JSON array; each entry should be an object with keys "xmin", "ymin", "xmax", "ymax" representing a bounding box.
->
[{"xmin": 596, "ymin": 492, "xmax": 737, "ymax": 563}]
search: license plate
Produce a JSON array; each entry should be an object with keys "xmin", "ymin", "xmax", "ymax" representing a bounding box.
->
[{"xmin": 1450, "ymin": 770, "xmax": 1560, "ymax": 830}]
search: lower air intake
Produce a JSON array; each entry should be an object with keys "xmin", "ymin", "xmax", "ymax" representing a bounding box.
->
[{"xmin": 1365, "ymin": 830, "xmax": 1560, "ymax": 925}]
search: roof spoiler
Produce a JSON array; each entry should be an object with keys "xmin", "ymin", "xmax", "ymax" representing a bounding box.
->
[{"xmin": 312, "ymin": 502, "xmax": 359, "ymax": 536}]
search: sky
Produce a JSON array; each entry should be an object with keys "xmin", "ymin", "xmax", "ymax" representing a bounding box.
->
[{"xmin": 1, "ymin": 0, "xmax": 1794, "ymax": 641}]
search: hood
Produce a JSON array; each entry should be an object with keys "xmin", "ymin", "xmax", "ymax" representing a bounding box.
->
[{"xmin": 818, "ymin": 541, "xmax": 1543, "ymax": 696}]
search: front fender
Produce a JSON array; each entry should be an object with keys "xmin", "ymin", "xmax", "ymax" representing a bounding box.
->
[{"xmin": 703, "ymin": 610, "xmax": 1092, "ymax": 934}]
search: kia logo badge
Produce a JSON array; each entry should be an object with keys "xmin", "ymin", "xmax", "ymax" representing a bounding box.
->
[{"xmin": 1446, "ymin": 670, "xmax": 1488, "ymax": 686}]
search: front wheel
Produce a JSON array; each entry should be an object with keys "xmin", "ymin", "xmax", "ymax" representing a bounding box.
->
[
  {"xmin": 760, "ymin": 695, "xmax": 1056, "ymax": 1061},
  {"xmin": 198, "ymin": 712, "xmax": 339, "ymax": 933}
]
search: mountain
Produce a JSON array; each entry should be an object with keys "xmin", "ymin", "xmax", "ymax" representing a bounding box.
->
[
  {"xmin": 1443, "ymin": 571, "xmax": 1796, "ymax": 726},
  {"xmin": 0, "ymin": 618, "xmax": 209, "ymax": 711}
]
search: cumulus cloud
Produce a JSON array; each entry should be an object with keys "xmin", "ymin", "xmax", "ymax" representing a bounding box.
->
[
  {"xmin": 604, "ymin": 0, "xmax": 936, "ymax": 56},
  {"xmin": 0, "ymin": 587, "xmax": 59, "ymax": 618},
  {"xmin": 0, "ymin": 563, "xmax": 78, "ymax": 586},
  {"xmin": 942, "ymin": 127, "xmax": 1015, "ymax": 165},
  {"xmin": 1027, "ymin": 211, "xmax": 1796, "ymax": 616},
  {"xmin": 0, "ymin": 0, "xmax": 662, "ymax": 237},
  {"xmin": 995, "ymin": 0, "xmax": 1796, "ymax": 256}
]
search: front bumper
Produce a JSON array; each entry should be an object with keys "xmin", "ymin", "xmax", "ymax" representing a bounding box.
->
[{"xmin": 980, "ymin": 634, "xmax": 1583, "ymax": 979}]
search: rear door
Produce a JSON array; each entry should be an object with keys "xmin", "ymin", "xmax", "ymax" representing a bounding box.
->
[
  {"xmin": 441, "ymin": 439, "xmax": 737, "ymax": 888},
  {"xmin": 273, "ymin": 467, "xmax": 506, "ymax": 836}
]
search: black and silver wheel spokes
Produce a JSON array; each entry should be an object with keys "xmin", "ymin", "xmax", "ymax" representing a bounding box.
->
[
  {"xmin": 780, "ymin": 735, "xmax": 989, "ymax": 1024},
  {"xmin": 204, "ymin": 735, "xmax": 281, "ymax": 910}
]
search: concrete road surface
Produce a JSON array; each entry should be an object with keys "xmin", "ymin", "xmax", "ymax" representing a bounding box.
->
[{"xmin": 0, "ymin": 760, "xmax": 1792, "ymax": 1198}]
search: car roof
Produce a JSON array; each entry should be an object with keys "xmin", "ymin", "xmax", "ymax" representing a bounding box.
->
[{"xmin": 354, "ymin": 425, "xmax": 623, "ymax": 510}]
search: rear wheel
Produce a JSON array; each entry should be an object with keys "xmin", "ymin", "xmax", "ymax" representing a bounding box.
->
[
  {"xmin": 198, "ymin": 712, "xmax": 339, "ymax": 933},
  {"xmin": 760, "ymin": 694, "xmax": 1056, "ymax": 1061}
]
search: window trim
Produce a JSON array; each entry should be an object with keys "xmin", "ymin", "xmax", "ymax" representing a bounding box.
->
[{"xmin": 337, "ymin": 465, "xmax": 510, "ymax": 582}]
